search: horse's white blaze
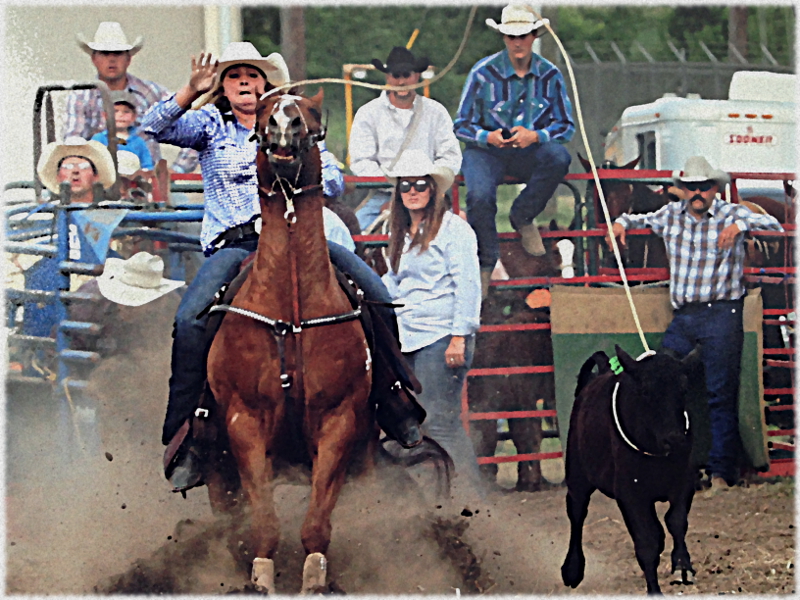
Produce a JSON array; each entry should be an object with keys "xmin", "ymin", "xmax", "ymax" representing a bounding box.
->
[
  {"xmin": 301, "ymin": 552, "xmax": 327, "ymax": 594},
  {"xmin": 230, "ymin": 412, "xmax": 239, "ymax": 424},
  {"xmin": 252, "ymin": 557, "xmax": 275, "ymax": 594},
  {"xmin": 556, "ymin": 239, "xmax": 575, "ymax": 279},
  {"xmin": 271, "ymin": 97, "xmax": 308, "ymax": 148}
]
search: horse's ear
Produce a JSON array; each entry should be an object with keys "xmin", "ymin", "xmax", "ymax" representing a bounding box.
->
[
  {"xmin": 577, "ymin": 152, "xmax": 591, "ymax": 173},
  {"xmin": 614, "ymin": 344, "xmax": 637, "ymax": 375},
  {"xmin": 622, "ymin": 155, "xmax": 640, "ymax": 170},
  {"xmin": 310, "ymin": 87, "xmax": 324, "ymax": 110},
  {"xmin": 548, "ymin": 218, "xmax": 559, "ymax": 232}
]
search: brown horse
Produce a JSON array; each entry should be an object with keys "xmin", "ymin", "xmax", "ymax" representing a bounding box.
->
[{"xmin": 205, "ymin": 89, "xmax": 374, "ymax": 593}]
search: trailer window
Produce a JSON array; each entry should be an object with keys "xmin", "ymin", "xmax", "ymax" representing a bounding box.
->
[{"xmin": 636, "ymin": 132, "xmax": 657, "ymax": 169}]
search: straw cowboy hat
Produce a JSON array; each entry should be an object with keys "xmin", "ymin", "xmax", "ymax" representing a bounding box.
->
[
  {"xmin": 383, "ymin": 150, "xmax": 455, "ymax": 201},
  {"xmin": 217, "ymin": 42, "xmax": 290, "ymax": 87},
  {"xmin": 486, "ymin": 4, "xmax": 550, "ymax": 36},
  {"xmin": 371, "ymin": 47, "xmax": 430, "ymax": 74},
  {"xmin": 37, "ymin": 136, "xmax": 116, "ymax": 194},
  {"xmin": 98, "ymin": 252, "xmax": 184, "ymax": 307},
  {"xmin": 672, "ymin": 156, "xmax": 730, "ymax": 187},
  {"xmin": 77, "ymin": 22, "xmax": 143, "ymax": 55}
]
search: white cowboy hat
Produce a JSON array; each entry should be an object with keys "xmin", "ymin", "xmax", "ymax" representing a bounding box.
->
[
  {"xmin": 98, "ymin": 252, "xmax": 184, "ymax": 307},
  {"xmin": 77, "ymin": 22, "xmax": 143, "ymax": 55},
  {"xmin": 217, "ymin": 42, "xmax": 290, "ymax": 88},
  {"xmin": 116, "ymin": 150, "xmax": 141, "ymax": 176},
  {"xmin": 672, "ymin": 156, "xmax": 730, "ymax": 187},
  {"xmin": 486, "ymin": 4, "xmax": 550, "ymax": 37},
  {"xmin": 37, "ymin": 136, "xmax": 116, "ymax": 194},
  {"xmin": 382, "ymin": 150, "xmax": 455, "ymax": 201}
]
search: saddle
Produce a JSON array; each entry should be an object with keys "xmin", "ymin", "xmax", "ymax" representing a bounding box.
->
[{"xmin": 164, "ymin": 253, "xmax": 425, "ymax": 490}]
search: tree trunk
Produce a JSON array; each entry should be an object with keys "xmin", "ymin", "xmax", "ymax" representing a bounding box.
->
[
  {"xmin": 539, "ymin": 6, "xmax": 559, "ymax": 65},
  {"xmin": 728, "ymin": 6, "xmax": 749, "ymax": 62},
  {"xmin": 280, "ymin": 7, "xmax": 306, "ymax": 84}
]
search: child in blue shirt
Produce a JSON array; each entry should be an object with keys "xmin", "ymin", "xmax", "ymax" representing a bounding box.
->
[{"xmin": 92, "ymin": 90, "xmax": 154, "ymax": 170}]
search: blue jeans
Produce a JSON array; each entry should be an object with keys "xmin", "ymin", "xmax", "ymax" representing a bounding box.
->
[
  {"xmin": 404, "ymin": 334, "xmax": 485, "ymax": 498},
  {"xmin": 462, "ymin": 142, "xmax": 571, "ymax": 269},
  {"xmin": 162, "ymin": 239, "xmax": 393, "ymax": 445},
  {"xmin": 355, "ymin": 189, "xmax": 392, "ymax": 231},
  {"xmin": 661, "ymin": 299, "xmax": 745, "ymax": 485}
]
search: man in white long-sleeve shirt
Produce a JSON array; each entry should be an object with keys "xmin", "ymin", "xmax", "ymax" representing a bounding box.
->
[{"xmin": 349, "ymin": 46, "xmax": 462, "ymax": 231}]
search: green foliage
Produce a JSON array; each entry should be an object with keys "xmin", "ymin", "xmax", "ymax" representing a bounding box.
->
[{"xmin": 240, "ymin": 5, "xmax": 795, "ymax": 162}]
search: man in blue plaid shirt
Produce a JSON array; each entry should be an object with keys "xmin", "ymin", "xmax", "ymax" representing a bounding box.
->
[
  {"xmin": 455, "ymin": 4, "xmax": 574, "ymax": 298},
  {"xmin": 608, "ymin": 156, "xmax": 783, "ymax": 491}
]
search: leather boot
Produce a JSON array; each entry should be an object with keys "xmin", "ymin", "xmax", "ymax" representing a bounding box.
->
[
  {"xmin": 517, "ymin": 223, "xmax": 546, "ymax": 256},
  {"xmin": 480, "ymin": 269, "xmax": 492, "ymax": 300}
]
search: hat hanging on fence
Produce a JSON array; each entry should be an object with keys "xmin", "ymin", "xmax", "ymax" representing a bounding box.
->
[
  {"xmin": 672, "ymin": 156, "xmax": 730, "ymax": 188},
  {"xmin": 486, "ymin": 4, "xmax": 549, "ymax": 36},
  {"xmin": 37, "ymin": 136, "xmax": 117, "ymax": 194},
  {"xmin": 78, "ymin": 22, "xmax": 143, "ymax": 55},
  {"xmin": 371, "ymin": 47, "xmax": 430, "ymax": 74},
  {"xmin": 382, "ymin": 150, "xmax": 454, "ymax": 201},
  {"xmin": 98, "ymin": 252, "xmax": 184, "ymax": 307},
  {"xmin": 217, "ymin": 42, "xmax": 290, "ymax": 87}
]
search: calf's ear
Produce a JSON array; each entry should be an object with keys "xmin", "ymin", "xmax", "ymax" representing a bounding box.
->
[
  {"xmin": 680, "ymin": 345, "xmax": 704, "ymax": 379},
  {"xmin": 614, "ymin": 344, "xmax": 638, "ymax": 375}
]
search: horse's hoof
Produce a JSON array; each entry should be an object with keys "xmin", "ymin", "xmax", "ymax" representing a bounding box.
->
[
  {"xmin": 252, "ymin": 557, "xmax": 276, "ymax": 595},
  {"xmin": 301, "ymin": 552, "xmax": 327, "ymax": 594}
]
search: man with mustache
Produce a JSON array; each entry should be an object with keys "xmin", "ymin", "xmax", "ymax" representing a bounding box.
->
[{"xmin": 607, "ymin": 155, "xmax": 783, "ymax": 492}]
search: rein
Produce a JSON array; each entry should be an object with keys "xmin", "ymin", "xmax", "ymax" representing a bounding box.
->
[{"xmin": 611, "ymin": 379, "xmax": 690, "ymax": 457}]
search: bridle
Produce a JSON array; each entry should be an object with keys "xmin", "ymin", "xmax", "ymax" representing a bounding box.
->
[{"xmin": 212, "ymin": 92, "xmax": 362, "ymax": 403}]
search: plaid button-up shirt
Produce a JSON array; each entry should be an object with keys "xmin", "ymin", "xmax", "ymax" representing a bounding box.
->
[
  {"xmin": 615, "ymin": 198, "xmax": 784, "ymax": 309},
  {"xmin": 454, "ymin": 50, "xmax": 575, "ymax": 147},
  {"xmin": 141, "ymin": 95, "xmax": 345, "ymax": 255},
  {"xmin": 63, "ymin": 73, "xmax": 199, "ymax": 172}
]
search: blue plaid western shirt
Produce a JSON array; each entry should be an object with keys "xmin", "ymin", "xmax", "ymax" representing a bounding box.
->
[
  {"xmin": 63, "ymin": 73, "xmax": 199, "ymax": 172},
  {"xmin": 141, "ymin": 95, "xmax": 345, "ymax": 255},
  {"xmin": 454, "ymin": 50, "xmax": 575, "ymax": 147},
  {"xmin": 615, "ymin": 198, "xmax": 783, "ymax": 309}
]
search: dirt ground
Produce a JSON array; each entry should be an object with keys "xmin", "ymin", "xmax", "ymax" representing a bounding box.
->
[{"xmin": 5, "ymin": 292, "xmax": 795, "ymax": 595}]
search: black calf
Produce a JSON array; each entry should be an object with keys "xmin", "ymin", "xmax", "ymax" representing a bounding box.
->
[{"xmin": 561, "ymin": 345, "xmax": 700, "ymax": 594}]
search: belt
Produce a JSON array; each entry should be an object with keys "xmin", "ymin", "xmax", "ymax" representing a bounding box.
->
[
  {"xmin": 211, "ymin": 219, "xmax": 260, "ymax": 252},
  {"xmin": 676, "ymin": 297, "xmax": 743, "ymax": 314}
]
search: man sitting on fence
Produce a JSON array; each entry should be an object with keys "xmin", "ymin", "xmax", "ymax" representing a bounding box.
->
[
  {"xmin": 454, "ymin": 4, "xmax": 574, "ymax": 298},
  {"xmin": 349, "ymin": 46, "xmax": 462, "ymax": 231}
]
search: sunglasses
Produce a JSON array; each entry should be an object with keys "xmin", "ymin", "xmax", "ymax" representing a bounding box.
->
[
  {"xmin": 506, "ymin": 33, "xmax": 534, "ymax": 40},
  {"xmin": 390, "ymin": 71, "xmax": 412, "ymax": 79},
  {"xmin": 681, "ymin": 180, "xmax": 716, "ymax": 193},
  {"xmin": 399, "ymin": 179, "xmax": 431, "ymax": 194},
  {"xmin": 59, "ymin": 160, "xmax": 93, "ymax": 172}
]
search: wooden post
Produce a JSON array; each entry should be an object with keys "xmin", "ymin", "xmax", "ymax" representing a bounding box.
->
[
  {"xmin": 280, "ymin": 7, "xmax": 306, "ymax": 83},
  {"xmin": 728, "ymin": 6, "xmax": 749, "ymax": 63}
]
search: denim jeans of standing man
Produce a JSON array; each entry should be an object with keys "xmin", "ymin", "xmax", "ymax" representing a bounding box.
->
[
  {"xmin": 660, "ymin": 298, "xmax": 745, "ymax": 486},
  {"xmin": 162, "ymin": 238, "xmax": 394, "ymax": 445},
  {"xmin": 404, "ymin": 334, "xmax": 485, "ymax": 502},
  {"xmin": 462, "ymin": 141, "xmax": 571, "ymax": 270}
]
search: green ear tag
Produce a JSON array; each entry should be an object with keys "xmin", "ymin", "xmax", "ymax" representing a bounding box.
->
[{"xmin": 610, "ymin": 356, "xmax": 624, "ymax": 375}]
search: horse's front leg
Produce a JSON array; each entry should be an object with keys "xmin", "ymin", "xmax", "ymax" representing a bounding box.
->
[
  {"xmin": 300, "ymin": 406, "xmax": 359, "ymax": 593},
  {"xmin": 665, "ymin": 471, "xmax": 696, "ymax": 585},
  {"xmin": 225, "ymin": 395, "xmax": 281, "ymax": 593},
  {"xmin": 616, "ymin": 494, "xmax": 665, "ymax": 594}
]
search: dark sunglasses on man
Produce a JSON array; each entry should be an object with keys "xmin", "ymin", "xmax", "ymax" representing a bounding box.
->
[
  {"xmin": 399, "ymin": 179, "xmax": 431, "ymax": 193},
  {"xmin": 390, "ymin": 71, "xmax": 412, "ymax": 79},
  {"xmin": 681, "ymin": 180, "xmax": 716, "ymax": 193}
]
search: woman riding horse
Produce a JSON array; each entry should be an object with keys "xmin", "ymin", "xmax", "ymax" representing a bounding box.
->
[{"xmin": 140, "ymin": 42, "xmax": 422, "ymax": 492}]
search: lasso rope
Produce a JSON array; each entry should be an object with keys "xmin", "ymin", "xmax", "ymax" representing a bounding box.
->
[
  {"xmin": 260, "ymin": 4, "xmax": 650, "ymax": 354},
  {"xmin": 534, "ymin": 11, "xmax": 651, "ymax": 353},
  {"xmin": 262, "ymin": 6, "xmax": 478, "ymax": 100}
]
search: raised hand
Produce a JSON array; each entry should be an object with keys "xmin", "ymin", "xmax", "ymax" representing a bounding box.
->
[{"xmin": 189, "ymin": 53, "xmax": 219, "ymax": 95}]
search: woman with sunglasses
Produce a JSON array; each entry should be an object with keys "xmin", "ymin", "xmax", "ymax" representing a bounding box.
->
[{"xmin": 382, "ymin": 150, "xmax": 484, "ymax": 501}]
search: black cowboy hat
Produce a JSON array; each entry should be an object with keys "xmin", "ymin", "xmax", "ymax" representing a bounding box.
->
[{"xmin": 371, "ymin": 46, "xmax": 430, "ymax": 74}]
